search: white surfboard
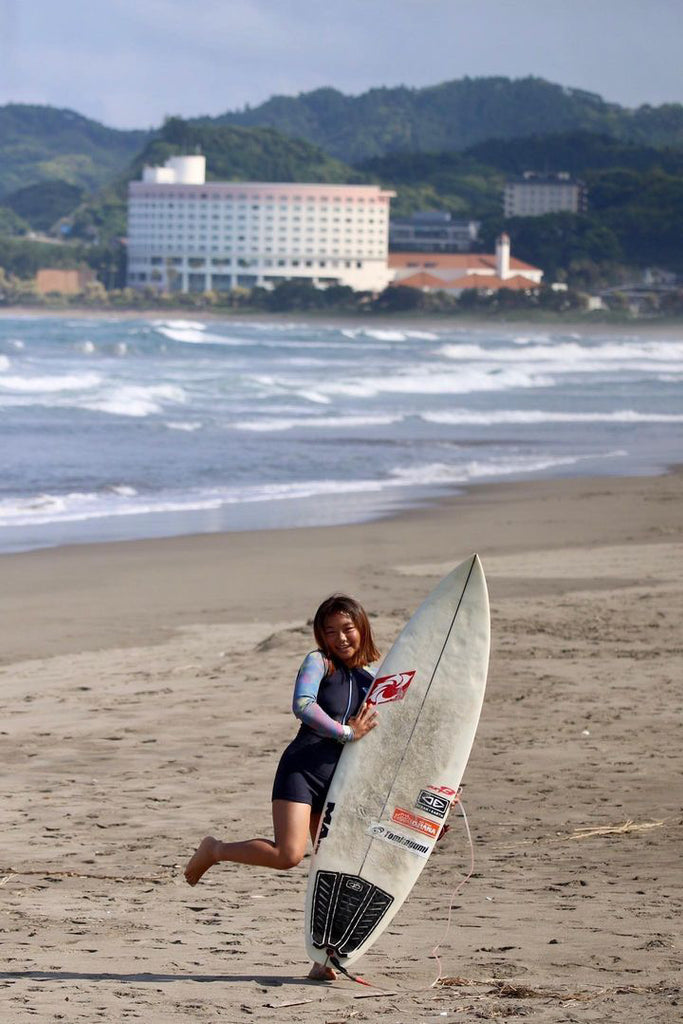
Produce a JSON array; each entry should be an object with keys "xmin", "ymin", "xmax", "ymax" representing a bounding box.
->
[{"xmin": 304, "ymin": 553, "xmax": 490, "ymax": 968}]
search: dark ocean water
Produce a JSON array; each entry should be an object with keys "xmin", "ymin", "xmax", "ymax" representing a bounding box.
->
[{"xmin": 1, "ymin": 315, "xmax": 681, "ymax": 552}]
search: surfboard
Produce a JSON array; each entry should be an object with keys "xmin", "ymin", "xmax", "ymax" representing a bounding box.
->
[{"xmin": 304, "ymin": 553, "xmax": 490, "ymax": 969}]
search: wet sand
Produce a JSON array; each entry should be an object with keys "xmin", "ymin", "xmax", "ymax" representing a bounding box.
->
[{"xmin": 2, "ymin": 472, "xmax": 681, "ymax": 1022}]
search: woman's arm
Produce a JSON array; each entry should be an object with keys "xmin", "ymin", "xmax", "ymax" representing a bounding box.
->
[{"xmin": 292, "ymin": 651, "xmax": 353, "ymax": 742}]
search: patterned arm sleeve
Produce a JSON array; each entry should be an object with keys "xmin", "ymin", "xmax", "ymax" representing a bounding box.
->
[{"xmin": 292, "ymin": 651, "xmax": 353, "ymax": 742}]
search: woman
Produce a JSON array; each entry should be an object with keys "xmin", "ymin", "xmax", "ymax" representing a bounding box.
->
[{"xmin": 184, "ymin": 594, "xmax": 380, "ymax": 979}]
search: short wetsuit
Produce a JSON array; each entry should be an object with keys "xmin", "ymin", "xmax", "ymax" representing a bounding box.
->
[{"xmin": 271, "ymin": 651, "xmax": 374, "ymax": 813}]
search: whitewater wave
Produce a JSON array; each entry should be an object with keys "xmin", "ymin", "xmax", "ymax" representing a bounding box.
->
[
  {"xmin": 312, "ymin": 366, "xmax": 554, "ymax": 398},
  {"xmin": 233, "ymin": 413, "xmax": 403, "ymax": 432},
  {"xmin": 437, "ymin": 339, "xmax": 683, "ymax": 373},
  {"xmin": 0, "ymin": 371, "xmax": 102, "ymax": 393},
  {"xmin": 388, "ymin": 450, "xmax": 627, "ymax": 487},
  {"xmin": 422, "ymin": 409, "xmax": 683, "ymax": 426},
  {"xmin": 0, "ymin": 450, "xmax": 627, "ymax": 531},
  {"xmin": 0, "ymin": 380, "xmax": 186, "ymax": 417}
]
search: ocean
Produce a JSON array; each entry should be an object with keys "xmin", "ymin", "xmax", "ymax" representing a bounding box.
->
[{"xmin": 1, "ymin": 315, "xmax": 681, "ymax": 553}]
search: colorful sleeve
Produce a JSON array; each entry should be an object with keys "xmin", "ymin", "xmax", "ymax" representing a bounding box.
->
[{"xmin": 292, "ymin": 651, "xmax": 352, "ymax": 742}]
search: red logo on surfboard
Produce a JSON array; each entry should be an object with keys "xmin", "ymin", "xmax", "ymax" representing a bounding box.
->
[{"xmin": 366, "ymin": 670, "xmax": 415, "ymax": 706}]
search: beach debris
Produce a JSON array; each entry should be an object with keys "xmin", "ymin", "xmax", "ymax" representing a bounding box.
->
[
  {"xmin": 568, "ymin": 819, "xmax": 664, "ymax": 840},
  {"xmin": 436, "ymin": 977, "xmax": 676, "ymax": 1003},
  {"xmin": 581, "ymin": 729, "xmax": 591, "ymax": 736},
  {"xmin": 263, "ymin": 998, "xmax": 321, "ymax": 1008}
]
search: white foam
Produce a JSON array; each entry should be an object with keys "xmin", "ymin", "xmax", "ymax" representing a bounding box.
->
[
  {"xmin": 82, "ymin": 383, "xmax": 186, "ymax": 417},
  {"xmin": 315, "ymin": 367, "xmax": 553, "ymax": 398},
  {"xmin": 233, "ymin": 413, "xmax": 403, "ymax": 432},
  {"xmin": 0, "ymin": 371, "xmax": 102, "ymax": 393},
  {"xmin": 404, "ymin": 330, "xmax": 439, "ymax": 341},
  {"xmin": 362, "ymin": 329, "xmax": 408, "ymax": 342},
  {"xmin": 422, "ymin": 409, "xmax": 683, "ymax": 426},
  {"xmin": 388, "ymin": 451, "xmax": 626, "ymax": 488},
  {"xmin": 437, "ymin": 339, "xmax": 683, "ymax": 373},
  {"xmin": 152, "ymin": 319, "xmax": 207, "ymax": 330},
  {"xmin": 166, "ymin": 420, "xmax": 203, "ymax": 431},
  {"xmin": 108, "ymin": 484, "xmax": 138, "ymax": 497},
  {"xmin": 0, "ymin": 355, "xmax": 10, "ymax": 371}
]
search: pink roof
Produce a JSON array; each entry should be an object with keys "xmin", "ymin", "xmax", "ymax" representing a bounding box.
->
[
  {"xmin": 395, "ymin": 271, "xmax": 451, "ymax": 288},
  {"xmin": 389, "ymin": 250, "xmax": 540, "ymax": 273},
  {"xmin": 455, "ymin": 273, "xmax": 539, "ymax": 291}
]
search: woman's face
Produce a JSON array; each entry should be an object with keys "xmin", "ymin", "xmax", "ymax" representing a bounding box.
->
[{"xmin": 322, "ymin": 611, "xmax": 361, "ymax": 665}]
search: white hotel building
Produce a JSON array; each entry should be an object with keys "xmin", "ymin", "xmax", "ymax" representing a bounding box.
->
[{"xmin": 127, "ymin": 155, "xmax": 395, "ymax": 293}]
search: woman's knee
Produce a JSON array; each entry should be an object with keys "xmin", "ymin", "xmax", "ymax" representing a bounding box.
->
[{"xmin": 276, "ymin": 844, "xmax": 306, "ymax": 870}]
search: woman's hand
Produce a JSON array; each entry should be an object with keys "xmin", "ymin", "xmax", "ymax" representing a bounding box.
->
[{"xmin": 347, "ymin": 701, "xmax": 379, "ymax": 740}]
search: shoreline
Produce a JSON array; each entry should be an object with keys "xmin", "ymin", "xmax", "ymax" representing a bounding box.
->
[{"xmin": 2, "ymin": 467, "xmax": 681, "ymax": 666}]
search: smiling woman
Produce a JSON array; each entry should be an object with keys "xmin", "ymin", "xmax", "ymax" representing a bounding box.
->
[{"xmin": 183, "ymin": 590, "xmax": 380, "ymax": 980}]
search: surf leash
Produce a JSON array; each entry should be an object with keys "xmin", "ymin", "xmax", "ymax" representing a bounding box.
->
[
  {"xmin": 428, "ymin": 795, "xmax": 476, "ymax": 988},
  {"xmin": 326, "ymin": 951, "xmax": 373, "ymax": 987}
]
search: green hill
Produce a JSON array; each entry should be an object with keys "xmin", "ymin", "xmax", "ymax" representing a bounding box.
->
[
  {"xmin": 134, "ymin": 116, "xmax": 359, "ymax": 184},
  {"xmin": 0, "ymin": 104, "xmax": 150, "ymax": 199},
  {"xmin": 211, "ymin": 77, "xmax": 683, "ymax": 163},
  {"xmin": 65, "ymin": 117, "xmax": 363, "ymax": 244}
]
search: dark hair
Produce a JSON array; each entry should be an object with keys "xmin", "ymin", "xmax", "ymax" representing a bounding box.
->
[{"xmin": 313, "ymin": 594, "xmax": 380, "ymax": 669}]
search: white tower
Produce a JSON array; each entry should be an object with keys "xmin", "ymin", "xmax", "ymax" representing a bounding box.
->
[{"xmin": 495, "ymin": 232, "xmax": 511, "ymax": 280}]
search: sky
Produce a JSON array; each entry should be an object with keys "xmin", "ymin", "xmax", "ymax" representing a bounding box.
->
[{"xmin": 0, "ymin": 0, "xmax": 681, "ymax": 129}]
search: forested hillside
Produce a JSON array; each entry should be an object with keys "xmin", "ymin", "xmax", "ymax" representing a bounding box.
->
[
  {"xmin": 0, "ymin": 105, "xmax": 150, "ymax": 198},
  {"xmin": 212, "ymin": 77, "xmax": 683, "ymax": 162},
  {"xmin": 62, "ymin": 117, "xmax": 362, "ymax": 244}
]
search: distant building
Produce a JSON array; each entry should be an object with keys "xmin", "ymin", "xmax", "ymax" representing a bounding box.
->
[
  {"xmin": 389, "ymin": 211, "xmax": 480, "ymax": 252},
  {"xmin": 390, "ymin": 233, "xmax": 543, "ymax": 292},
  {"xmin": 504, "ymin": 172, "xmax": 587, "ymax": 218},
  {"xmin": 126, "ymin": 155, "xmax": 395, "ymax": 293},
  {"xmin": 35, "ymin": 268, "xmax": 97, "ymax": 295}
]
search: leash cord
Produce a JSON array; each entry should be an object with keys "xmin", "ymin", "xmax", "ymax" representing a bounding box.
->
[{"xmin": 429, "ymin": 797, "xmax": 475, "ymax": 988}]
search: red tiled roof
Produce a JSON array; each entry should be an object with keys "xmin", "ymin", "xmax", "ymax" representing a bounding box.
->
[
  {"xmin": 394, "ymin": 272, "xmax": 451, "ymax": 288},
  {"xmin": 455, "ymin": 273, "xmax": 539, "ymax": 291},
  {"xmin": 389, "ymin": 251, "xmax": 540, "ymax": 273}
]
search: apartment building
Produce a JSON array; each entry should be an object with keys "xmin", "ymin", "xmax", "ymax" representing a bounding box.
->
[
  {"xmin": 504, "ymin": 172, "xmax": 587, "ymax": 217},
  {"xmin": 126, "ymin": 155, "xmax": 395, "ymax": 293}
]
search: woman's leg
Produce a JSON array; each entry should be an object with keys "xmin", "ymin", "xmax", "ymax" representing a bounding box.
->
[{"xmin": 184, "ymin": 799, "xmax": 311, "ymax": 885}]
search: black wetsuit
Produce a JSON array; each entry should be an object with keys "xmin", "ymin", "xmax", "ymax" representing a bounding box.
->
[{"xmin": 272, "ymin": 652, "xmax": 373, "ymax": 813}]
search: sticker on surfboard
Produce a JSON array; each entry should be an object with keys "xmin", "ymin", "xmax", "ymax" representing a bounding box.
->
[
  {"xmin": 366, "ymin": 820, "xmax": 434, "ymax": 859},
  {"xmin": 391, "ymin": 806, "xmax": 441, "ymax": 838},
  {"xmin": 415, "ymin": 786, "xmax": 458, "ymax": 818},
  {"xmin": 366, "ymin": 670, "xmax": 415, "ymax": 706}
]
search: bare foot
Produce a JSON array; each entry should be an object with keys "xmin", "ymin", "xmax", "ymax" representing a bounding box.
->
[
  {"xmin": 184, "ymin": 835, "xmax": 221, "ymax": 885},
  {"xmin": 308, "ymin": 962, "xmax": 337, "ymax": 981}
]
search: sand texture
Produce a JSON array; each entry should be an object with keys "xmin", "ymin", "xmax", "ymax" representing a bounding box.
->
[{"xmin": 2, "ymin": 473, "xmax": 681, "ymax": 1022}]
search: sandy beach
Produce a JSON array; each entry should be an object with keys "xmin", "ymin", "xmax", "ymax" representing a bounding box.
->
[{"xmin": 2, "ymin": 472, "xmax": 681, "ymax": 1023}]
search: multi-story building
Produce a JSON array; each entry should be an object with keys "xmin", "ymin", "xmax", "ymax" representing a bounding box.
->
[
  {"xmin": 503, "ymin": 172, "xmax": 587, "ymax": 218},
  {"xmin": 388, "ymin": 211, "xmax": 480, "ymax": 252},
  {"xmin": 126, "ymin": 155, "xmax": 395, "ymax": 293}
]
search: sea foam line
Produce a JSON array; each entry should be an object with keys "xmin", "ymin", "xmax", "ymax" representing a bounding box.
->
[{"xmin": 422, "ymin": 409, "xmax": 683, "ymax": 425}]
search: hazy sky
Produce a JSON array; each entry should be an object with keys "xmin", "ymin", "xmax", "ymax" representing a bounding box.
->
[{"xmin": 0, "ymin": 0, "xmax": 681, "ymax": 129}]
